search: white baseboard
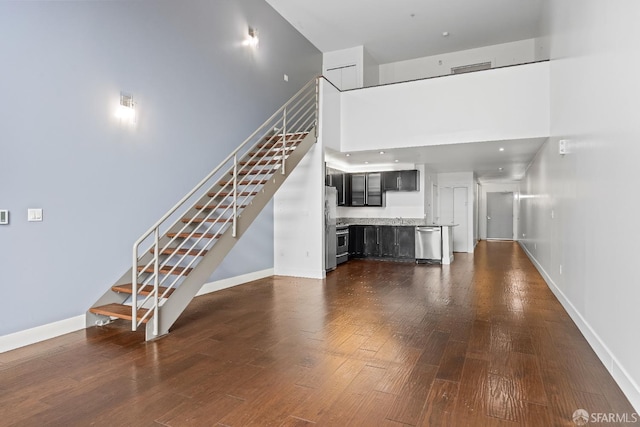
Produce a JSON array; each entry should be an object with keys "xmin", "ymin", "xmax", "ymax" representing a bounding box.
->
[
  {"xmin": 0, "ymin": 315, "xmax": 85, "ymax": 354},
  {"xmin": 196, "ymin": 268, "xmax": 274, "ymax": 296},
  {"xmin": 273, "ymin": 266, "xmax": 325, "ymax": 279},
  {"xmin": 519, "ymin": 242, "xmax": 640, "ymax": 413},
  {"xmin": 0, "ymin": 269, "xmax": 275, "ymax": 354}
]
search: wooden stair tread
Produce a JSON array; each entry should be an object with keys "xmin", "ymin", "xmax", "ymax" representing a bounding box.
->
[
  {"xmin": 181, "ymin": 217, "xmax": 229, "ymax": 224},
  {"xmin": 150, "ymin": 247, "xmax": 208, "ymax": 256},
  {"xmin": 218, "ymin": 179, "xmax": 269, "ymax": 186},
  {"xmin": 89, "ymin": 303, "xmax": 150, "ymax": 323},
  {"xmin": 195, "ymin": 204, "xmax": 247, "ymax": 211},
  {"xmin": 208, "ymin": 191, "xmax": 258, "ymax": 198},
  {"xmin": 232, "ymin": 169, "xmax": 273, "ymax": 176},
  {"xmin": 112, "ymin": 283, "xmax": 176, "ymax": 297},
  {"xmin": 239, "ymin": 159, "xmax": 282, "ymax": 166},
  {"xmin": 167, "ymin": 232, "xmax": 219, "ymax": 239},
  {"xmin": 137, "ymin": 265, "xmax": 193, "ymax": 275}
]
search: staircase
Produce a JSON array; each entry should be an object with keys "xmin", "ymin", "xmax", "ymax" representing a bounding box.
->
[{"xmin": 87, "ymin": 78, "xmax": 319, "ymax": 340}]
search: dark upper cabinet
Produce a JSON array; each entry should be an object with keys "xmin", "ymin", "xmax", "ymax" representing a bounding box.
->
[
  {"xmin": 383, "ymin": 170, "xmax": 420, "ymax": 192},
  {"xmin": 325, "ymin": 167, "xmax": 350, "ymax": 206},
  {"xmin": 350, "ymin": 173, "xmax": 383, "ymax": 207},
  {"xmin": 350, "ymin": 174, "xmax": 366, "ymax": 206}
]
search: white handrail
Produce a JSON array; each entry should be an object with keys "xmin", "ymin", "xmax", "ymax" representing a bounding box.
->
[{"xmin": 131, "ymin": 76, "xmax": 319, "ymax": 333}]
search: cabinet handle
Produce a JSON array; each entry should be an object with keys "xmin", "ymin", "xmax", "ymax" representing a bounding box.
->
[{"xmin": 397, "ymin": 176, "xmax": 400, "ymax": 189}]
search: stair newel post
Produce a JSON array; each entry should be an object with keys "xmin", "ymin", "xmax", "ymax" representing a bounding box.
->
[
  {"xmin": 153, "ymin": 228, "xmax": 159, "ymax": 336},
  {"xmin": 281, "ymin": 108, "xmax": 287, "ymax": 175},
  {"xmin": 232, "ymin": 154, "xmax": 237, "ymax": 238},
  {"xmin": 132, "ymin": 246, "xmax": 138, "ymax": 332}
]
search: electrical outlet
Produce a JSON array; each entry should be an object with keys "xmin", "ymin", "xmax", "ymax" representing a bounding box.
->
[
  {"xmin": 534, "ymin": 243, "xmax": 537, "ymax": 250},
  {"xmin": 559, "ymin": 264, "xmax": 563, "ymax": 275},
  {"xmin": 0, "ymin": 210, "xmax": 8, "ymax": 225},
  {"xmin": 551, "ymin": 210, "xmax": 555, "ymax": 219},
  {"xmin": 284, "ymin": 74, "xmax": 289, "ymax": 82}
]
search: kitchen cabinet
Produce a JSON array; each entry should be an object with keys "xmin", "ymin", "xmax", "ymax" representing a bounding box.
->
[
  {"xmin": 396, "ymin": 226, "xmax": 416, "ymax": 259},
  {"xmin": 350, "ymin": 173, "xmax": 383, "ymax": 207},
  {"xmin": 349, "ymin": 225, "xmax": 415, "ymax": 260},
  {"xmin": 383, "ymin": 170, "xmax": 419, "ymax": 191},
  {"xmin": 349, "ymin": 225, "xmax": 379, "ymax": 257},
  {"xmin": 325, "ymin": 167, "xmax": 350, "ymax": 206}
]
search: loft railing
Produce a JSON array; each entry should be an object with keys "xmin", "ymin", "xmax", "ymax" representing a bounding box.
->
[{"xmin": 131, "ymin": 77, "xmax": 319, "ymax": 335}]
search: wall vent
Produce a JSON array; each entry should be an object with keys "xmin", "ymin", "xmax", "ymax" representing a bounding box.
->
[{"xmin": 451, "ymin": 62, "xmax": 492, "ymax": 75}]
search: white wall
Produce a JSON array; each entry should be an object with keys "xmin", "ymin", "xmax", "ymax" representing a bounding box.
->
[
  {"xmin": 520, "ymin": 0, "xmax": 640, "ymax": 411},
  {"xmin": 363, "ymin": 47, "xmax": 380, "ymax": 87},
  {"xmin": 437, "ymin": 172, "xmax": 476, "ymax": 253},
  {"xmin": 423, "ymin": 165, "xmax": 438, "ymax": 225},
  {"xmin": 273, "ymin": 80, "xmax": 334, "ymax": 279},
  {"xmin": 379, "ymin": 39, "xmax": 540, "ymax": 84},
  {"xmin": 323, "ymin": 46, "xmax": 363, "ymax": 89},
  {"xmin": 478, "ymin": 182, "xmax": 520, "ymax": 240},
  {"xmin": 341, "ymin": 61, "xmax": 550, "ymax": 152}
]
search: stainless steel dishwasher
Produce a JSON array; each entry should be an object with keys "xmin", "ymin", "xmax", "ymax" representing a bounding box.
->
[{"xmin": 415, "ymin": 226, "xmax": 442, "ymax": 261}]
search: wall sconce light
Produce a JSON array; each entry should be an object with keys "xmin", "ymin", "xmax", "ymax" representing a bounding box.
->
[
  {"xmin": 243, "ymin": 27, "xmax": 259, "ymax": 48},
  {"xmin": 115, "ymin": 91, "xmax": 136, "ymax": 125}
]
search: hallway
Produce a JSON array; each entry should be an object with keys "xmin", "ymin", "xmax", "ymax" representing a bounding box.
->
[{"xmin": 0, "ymin": 242, "xmax": 635, "ymax": 425}]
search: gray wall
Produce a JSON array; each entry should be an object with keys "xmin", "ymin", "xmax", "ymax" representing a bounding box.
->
[{"xmin": 0, "ymin": 0, "xmax": 321, "ymax": 336}]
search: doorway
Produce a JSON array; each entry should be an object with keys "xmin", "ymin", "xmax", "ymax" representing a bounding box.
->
[{"xmin": 486, "ymin": 192, "xmax": 514, "ymax": 240}]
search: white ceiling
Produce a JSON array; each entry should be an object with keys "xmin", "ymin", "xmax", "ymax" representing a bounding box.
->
[
  {"xmin": 266, "ymin": 0, "xmax": 547, "ymax": 183},
  {"xmin": 266, "ymin": 0, "xmax": 545, "ymax": 64}
]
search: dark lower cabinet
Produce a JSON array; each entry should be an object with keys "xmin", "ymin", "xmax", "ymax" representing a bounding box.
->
[
  {"xmin": 363, "ymin": 226, "xmax": 379, "ymax": 257},
  {"xmin": 396, "ymin": 226, "xmax": 416, "ymax": 259},
  {"xmin": 349, "ymin": 225, "xmax": 415, "ymax": 260}
]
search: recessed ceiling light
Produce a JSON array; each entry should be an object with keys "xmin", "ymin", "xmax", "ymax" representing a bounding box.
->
[
  {"xmin": 394, "ymin": 159, "xmax": 399, "ymax": 163},
  {"xmin": 365, "ymin": 161, "xmax": 369, "ymax": 164},
  {"xmin": 345, "ymin": 153, "xmax": 350, "ymax": 157},
  {"xmin": 498, "ymin": 167, "xmax": 504, "ymax": 171},
  {"xmin": 499, "ymin": 147, "xmax": 505, "ymax": 152},
  {"xmin": 379, "ymin": 151, "xmax": 385, "ymax": 155},
  {"xmin": 442, "ymin": 31, "xmax": 449, "ymax": 37}
]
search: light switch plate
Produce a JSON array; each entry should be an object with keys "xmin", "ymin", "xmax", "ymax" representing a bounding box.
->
[
  {"xmin": 28, "ymin": 208, "xmax": 43, "ymax": 222},
  {"xmin": 0, "ymin": 210, "xmax": 8, "ymax": 225}
]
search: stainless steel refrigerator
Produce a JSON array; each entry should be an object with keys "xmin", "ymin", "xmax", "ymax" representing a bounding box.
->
[{"xmin": 325, "ymin": 186, "xmax": 337, "ymax": 271}]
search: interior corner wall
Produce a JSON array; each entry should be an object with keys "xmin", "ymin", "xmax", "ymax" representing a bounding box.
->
[
  {"xmin": 363, "ymin": 48, "xmax": 380, "ymax": 87},
  {"xmin": 0, "ymin": 0, "xmax": 321, "ymax": 337},
  {"xmin": 520, "ymin": 0, "xmax": 640, "ymax": 411}
]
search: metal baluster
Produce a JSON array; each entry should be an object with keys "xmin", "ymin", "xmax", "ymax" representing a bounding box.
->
[
  {"xmin": 153, "ymin": 228, "xmax": 159, "ymax": 336},
  {"xmin": 233, "ymin": 154, "xmax": 237, "ymax": 238},
  {"xmin": 281, "ymin": 109, "xmax": 287, "ymax": 175},
  {"xmin": 131, "ymin": 246, "xmax": 138, "ymax": 332}
]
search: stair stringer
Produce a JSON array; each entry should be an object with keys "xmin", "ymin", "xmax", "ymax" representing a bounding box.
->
[{"xmin": 145, "ymin": 129, "xmax": 317, "ymax": 340}]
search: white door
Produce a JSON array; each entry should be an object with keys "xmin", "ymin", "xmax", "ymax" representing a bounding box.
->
[
  {"xmin": 487, "ymin": 192, "xmax": 514, "ymax": 239},
  {"xmin": 439, "ymin": 186, "xmax": 468, "ymax": 252},
  {"xmin": 439, "ymin": 187, "xmax": 453, "ymax": 224},
  {"xmin": 453, "ymin": 187, "xmax": 468, "ymax": 252},
  {"xmin": 325, "ymin": 64, "xmax": 358, "ymax": 90}
]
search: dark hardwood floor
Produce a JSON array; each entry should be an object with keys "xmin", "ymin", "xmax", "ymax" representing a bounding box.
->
[{"xmin": 0, "ymin": 241, "xmax": 636, "ymax": 426}]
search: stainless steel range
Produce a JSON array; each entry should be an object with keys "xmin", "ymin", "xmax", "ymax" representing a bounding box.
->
[{"xmin": 336, "ymin": 225, "xmax": 349, "ymax": 265}]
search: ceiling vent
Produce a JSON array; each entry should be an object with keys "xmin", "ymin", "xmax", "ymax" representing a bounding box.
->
[{"xmin": 451, "ymin": 61, "xmax": 492, "ymax": 75}]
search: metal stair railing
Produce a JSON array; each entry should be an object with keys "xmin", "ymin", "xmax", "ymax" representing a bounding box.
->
[{"xmin": 131, "ymin": 77, "xmax": 319, "ymax": 335}]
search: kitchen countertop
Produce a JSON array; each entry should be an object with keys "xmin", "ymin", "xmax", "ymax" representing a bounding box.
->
[{"xmin": 337, "ymin": 218, "xmax": 457, "ymax": 227}]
